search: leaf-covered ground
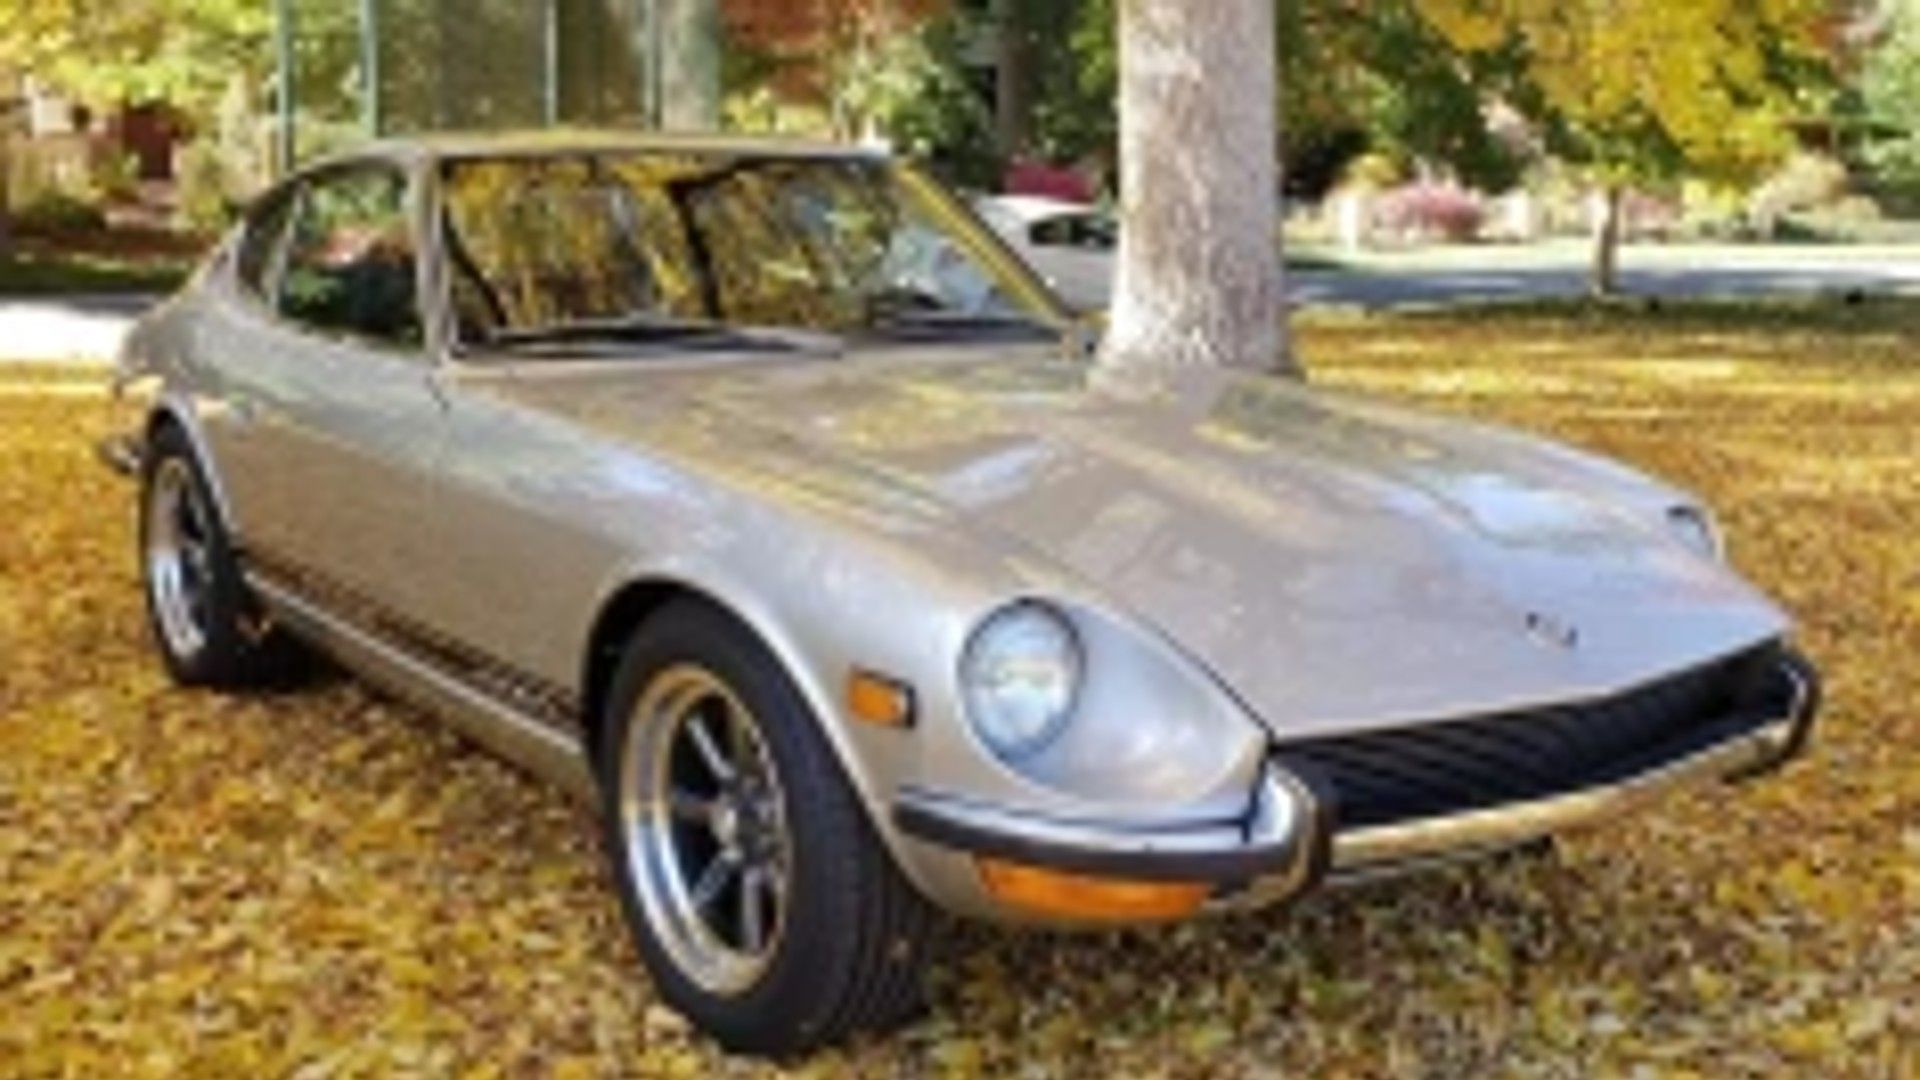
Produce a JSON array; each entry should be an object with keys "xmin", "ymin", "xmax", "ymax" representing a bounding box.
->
[{"xmin": 2, "ymin": 299, "xmax": 1914, "ymax": 1078}]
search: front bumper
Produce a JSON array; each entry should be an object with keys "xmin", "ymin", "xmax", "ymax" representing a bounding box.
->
[
  {"xmin": 895, "ymin": 761, "xmax": 1329, "ymax": 893},
  {"xmin": 893, "ymin": 647, "xmax": 1819, "ymax": 923}
]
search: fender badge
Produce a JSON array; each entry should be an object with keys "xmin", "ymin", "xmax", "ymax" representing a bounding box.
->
[{"xmin": 1525, "ymin": 611, "xmax": 1580, "ymax": 650}]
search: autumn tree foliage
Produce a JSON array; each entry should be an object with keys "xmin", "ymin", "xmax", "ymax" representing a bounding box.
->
[
  {"xmin": 723, "ymin": 0, "xmax": 948, "ymax": 101},
  {"xmin": 0, "ymin": 0, "xmax": 270, "ymax": 113},
  {"xmin": 725, "ymin": 0, "xmax": 948, "ymax": 48},
  {"xmin": 0, "ymin": 0, "xmax": 273, "ymax": 251},
  {"xmin": 1413, "ymin": 0, "xmax": 1835, "ymax": 294}
]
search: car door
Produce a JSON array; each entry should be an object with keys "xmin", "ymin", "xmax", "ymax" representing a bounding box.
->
[{"xmin": 202, "ymin": 160, "xmax": 443, "ymax": 616}]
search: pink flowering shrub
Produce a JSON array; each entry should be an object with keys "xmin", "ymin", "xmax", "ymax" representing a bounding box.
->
[{"xmin": 1377, "ymin": 182, "xmax": 1485, "ymax": 242}]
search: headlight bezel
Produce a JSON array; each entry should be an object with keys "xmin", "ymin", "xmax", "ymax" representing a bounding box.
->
[{"xmin": 958, "ymin": 600, "xmax": 1085, "ymax": 761}]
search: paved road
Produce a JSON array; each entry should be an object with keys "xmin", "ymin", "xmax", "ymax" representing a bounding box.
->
[
  {"xmin": 4, "ymin": 243, "xmax": 1917, "ymax": 362},
  {"xmin": 0, "ymin": 293, "xmax": 155, "ymax": 363},
  {"xmin": 1290, "ymin": 242, "xmax": 1920, "ymax": 310}
]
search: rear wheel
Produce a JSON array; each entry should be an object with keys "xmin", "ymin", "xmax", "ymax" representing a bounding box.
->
[
  {"xmin": 597, "ymin": 599, "xmax": 933, "ymax": 1056},
  {"xmin": 140, "ymin": 425, "xmax": 303, "ymax": 688}
]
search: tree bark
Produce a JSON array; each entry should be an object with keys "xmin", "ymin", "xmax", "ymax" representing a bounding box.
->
[
  {"xmin": 1099, "ymin": 0, "xmax": 1294, "ymax": 382},
  {"xmin": 1590, "ymin": 184, "xmax": 1624, "ymax": 298},
  {"xmin": 993, "ymin": 0, "xmax": 1034, "ymax": 158},
  {"xmin": 659, "ymin": 0, "xmax": 722, "ymax": 131}
]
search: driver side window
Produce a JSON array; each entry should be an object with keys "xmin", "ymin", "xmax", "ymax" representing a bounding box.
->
[{"xmin": 277, "ymin": 166, "xmax": 422, "ymax": 349}]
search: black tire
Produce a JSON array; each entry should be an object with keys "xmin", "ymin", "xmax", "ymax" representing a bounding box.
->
[
  {"xmin": 596, "ymin": 598, "xmax": 934, "ymax": 1056},
  {"xmin": 139, "ymin": 423, "xmax": 304, "ymax": 688}
]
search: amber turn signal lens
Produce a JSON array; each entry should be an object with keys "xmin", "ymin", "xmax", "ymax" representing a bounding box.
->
[
  {"xmin": 847, "ymin": 669, "xmax": 914, "ymax": 727},
  {"xmin": 976, "ymin": 858, "xmax": 1209, "ymax": 923}
]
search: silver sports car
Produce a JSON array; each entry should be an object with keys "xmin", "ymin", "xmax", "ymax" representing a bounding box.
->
[{"xmin": 102, "ymin": 132, "xmax": 1819, "ymax": 1055}]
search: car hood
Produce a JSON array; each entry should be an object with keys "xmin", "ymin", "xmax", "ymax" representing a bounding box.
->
[{"xmin": 493, "ymin": 350, "xmax": 1789, "ymax": 738}]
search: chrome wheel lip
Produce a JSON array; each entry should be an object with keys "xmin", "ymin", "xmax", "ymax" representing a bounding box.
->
[
  {"xmin": 619, "ymin": 663, "xmax": 793, "ymax": 997},
  {"xmin": 144, "ymin": 456, "xmax": 212, "ymax": 661}
]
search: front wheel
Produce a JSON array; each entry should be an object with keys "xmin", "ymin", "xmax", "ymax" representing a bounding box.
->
[{"xmin": 597, "ymin": 600, "xmax": 933, "ymax": 1056}]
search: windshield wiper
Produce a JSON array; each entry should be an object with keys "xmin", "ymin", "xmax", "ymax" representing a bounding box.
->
[
  {"xmin": 862, "ymin": 308, "xmax": 1055, "ymax": 342},
  {"xmin": 481, "ymin": 315, "xmax": 819, "ymax": 355}
]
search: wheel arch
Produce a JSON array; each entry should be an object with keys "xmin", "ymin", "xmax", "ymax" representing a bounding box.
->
[
  {"xmin": 577, "ymin": 571, "xmax": 916, "ymax": 871},
  {"xmin": 580, "ymin": 575, "xmax": 716, "ymax": 757},
  {"xmin": 144, "ymin": 395, "xmax": 239, "ymax": 535}
]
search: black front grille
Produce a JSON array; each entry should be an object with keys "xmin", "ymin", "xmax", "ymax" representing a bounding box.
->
[{"xmin": 1274, "ymin": 644, "xmax": 1791, "ymax": 830}]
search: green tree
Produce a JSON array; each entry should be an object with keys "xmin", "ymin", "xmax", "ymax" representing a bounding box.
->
[
  {"xmin": 1862, "ymin": 0, "xmax": 1920, "ymax": 202},
  {"xmin": 837, "ymin": 12, "xmax": 998, "ymax": 186}
]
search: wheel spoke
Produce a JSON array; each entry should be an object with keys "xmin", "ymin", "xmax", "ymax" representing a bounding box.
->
[
  {"xmin": 687, "ymin": 850, "xmax": 736, "ymax": 911},
  {"xmin": 724, "ymin": 699, "xmax": 752, "ymax": 760},
  {"xmin": 740, "ymin": 867, "xmax": 769, "ymax": 953},
  {"xmin": 685, "ymin": 712, "xmax": 736, "ymax": 783},
  {"xmin": 667, "ymin": 787, "xmax": 714, "ymax": 823},
  {"xmin": 178, "ymin": 488, "xmax": 208, "ymax": 545},
  {"xmin": 183, "ymin": 542, "xmax": 210, "ymax": 588}
]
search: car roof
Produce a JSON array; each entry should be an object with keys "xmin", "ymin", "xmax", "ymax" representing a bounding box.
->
[
  {"xmin": 977, "ymin": 194, "xmax": 1106, "ymax": 224},
  {"xmin": 301, "ymin": 128, "xmax": 890, "ymax": 173}
]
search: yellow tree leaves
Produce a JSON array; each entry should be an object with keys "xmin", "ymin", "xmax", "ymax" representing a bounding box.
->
[{"xmin": 1412, "ymin": 0, "xmax": 1833, "ymax": 183}]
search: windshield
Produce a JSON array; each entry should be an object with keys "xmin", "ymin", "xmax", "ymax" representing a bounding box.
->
[{"xmin": 440, "ymin": 153, "xmax": 1063, "ymax": 354}]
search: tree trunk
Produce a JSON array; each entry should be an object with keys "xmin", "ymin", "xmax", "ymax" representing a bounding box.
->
[
  {"xmin": 1590, "ymin": 184, "xmax": 1624, "ymax": 298},
  {"xmin": 993, "ymin": 0, "xmax": 1035, "ymax": 158},
  {"xmin": 659, "ymin": 0, "xmax": 721, "ymax": 131},
  {"xmin": 1099, "ymin": 0, "xmax": 1294, "ymax": 382}
]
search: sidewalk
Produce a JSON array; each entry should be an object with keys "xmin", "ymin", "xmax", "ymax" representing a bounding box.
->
[{"xmin": 0, "ymin": 293, "xmax": 156, "ymax": 362}]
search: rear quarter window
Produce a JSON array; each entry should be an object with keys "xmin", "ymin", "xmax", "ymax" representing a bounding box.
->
[{"xmin": 234, "ymin": 188, "xmax": 297, "ymax": 297}]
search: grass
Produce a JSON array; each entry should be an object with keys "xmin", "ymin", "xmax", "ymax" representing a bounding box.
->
[
  {"xmin": 1, "ymin": 297, "xmax": 1914, "ymax": 1077},
  {"xmin": 0, "ymin": 252, "xmax": 187, "ymax": 295}
]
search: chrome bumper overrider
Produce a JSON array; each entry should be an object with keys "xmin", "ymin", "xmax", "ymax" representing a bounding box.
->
[
  {"xmin": 896, "ymin": 651, "xmax": 1819, "ymax": 920},
  {"xmin": 96, "ymin": 433, "xmax": 143, "ymax": 477}
]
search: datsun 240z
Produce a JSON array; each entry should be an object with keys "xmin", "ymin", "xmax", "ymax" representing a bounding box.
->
[{"xmin": 102, "ymin": 133, "xmax": 1820, "ymax": 1055}]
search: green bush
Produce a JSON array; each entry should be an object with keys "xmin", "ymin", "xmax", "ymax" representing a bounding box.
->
[
  {"xmin": 15, "ymin": 191, "xmax": 108, "ymax": 235},
  {"xmin": 838, "ymin": 12, "xmax": 1000, "ymax": 191},
  {"xmin": 173, "ymin": 138, "xmax": 241, "ymax": 234},
  {"xmin": 92, "ymin": 153, "xmax": 142, "ymax": 204}
]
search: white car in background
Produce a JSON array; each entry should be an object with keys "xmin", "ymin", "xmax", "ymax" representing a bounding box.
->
[{"xmin": 975, "ymin": 194, "xmax": 1117, "ymax": 311}]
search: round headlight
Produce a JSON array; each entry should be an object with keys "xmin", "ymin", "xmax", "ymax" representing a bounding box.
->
[
  {"xmin": 1667, "ymin": 505, "xmax": 1723, "ymax": 561},
  {"xmin": 960, "ymin": 602, "xmax": 1083, "ymax": 760}
]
